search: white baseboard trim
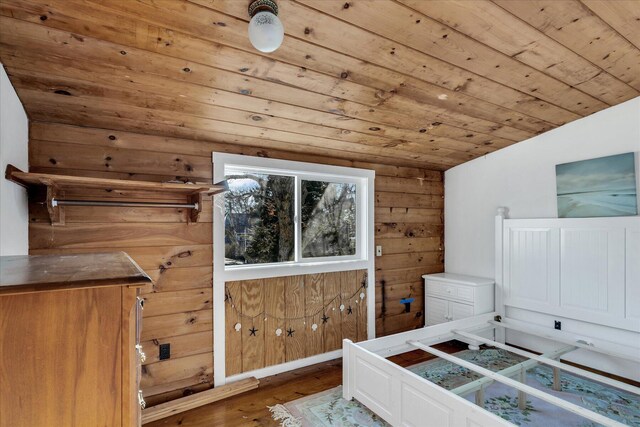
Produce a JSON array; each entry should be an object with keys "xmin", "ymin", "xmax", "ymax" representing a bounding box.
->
[{"xmin": 225, "ymin": 349, "xmax": 343, "ymax": 383}]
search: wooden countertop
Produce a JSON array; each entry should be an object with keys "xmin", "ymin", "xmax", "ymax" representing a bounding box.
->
[{"xmin": 0, "ymin": 252, "xmax": 152, "ymax": 295}]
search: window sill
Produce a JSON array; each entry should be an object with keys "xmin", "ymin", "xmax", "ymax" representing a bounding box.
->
[{"xmin": 219, "ymin": 258, "xmax": 370, "ymax": 282}]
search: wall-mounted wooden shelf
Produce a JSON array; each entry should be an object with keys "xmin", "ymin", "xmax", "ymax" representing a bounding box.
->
[{"xmin": 5, "ymin": 165, "xmax": 227, "ymax": 225}]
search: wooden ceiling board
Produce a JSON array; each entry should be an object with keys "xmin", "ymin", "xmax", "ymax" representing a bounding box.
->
[
  {"xmin": 199, "ymin": 0, "xmax": 580, "ymax": 126},
  {"xmin": 0, "ymin": 12, "xmax": 524, "ymax": 155},
  {"xmin": 2, "ymin": 52, "xmax": 503, "ymax": 156},
  {"xmin": 100, "ymin": 0, "xmax": 555, "ymax": 134},
  {"xmin": 295, "ymin": 0, "xmax": 609, "ymax": 115},
  {"xmin": 0, "ymin": 0, "xmax": 538, "ymax": 145},
  {"xmin": 581, "ymin": 0, "xmax": 640, "ymax": 50},
  {"xmin": 398, "ymin": 0, "xmax": 638, "ymax": 106},
  {"xmin": 0, "ymin": 0, "xmax": 638, "ymax": 170},
  {"xmin": 494, "ymin": 0, "xmax": 640, "ymax": 91}
]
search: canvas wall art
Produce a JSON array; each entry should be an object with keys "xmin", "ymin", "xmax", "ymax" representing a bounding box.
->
[{"xmin": 556, "ymin": 152, "xmax": 638, "ymax": 218}]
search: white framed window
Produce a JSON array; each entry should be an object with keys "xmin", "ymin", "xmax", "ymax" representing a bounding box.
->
[{"xmin": 213, "ymin": 153, "xmax": 375, "ymax": 282}]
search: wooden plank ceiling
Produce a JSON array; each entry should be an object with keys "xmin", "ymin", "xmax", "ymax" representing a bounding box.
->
[{"xmin": 1, "ymin": 0, "xmax": 639, "ymax": 170}]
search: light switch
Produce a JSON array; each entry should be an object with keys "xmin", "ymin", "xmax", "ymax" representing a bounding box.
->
[{"xmin": 376, "ymin": 245, "xmax": 382, "ymax": 256}]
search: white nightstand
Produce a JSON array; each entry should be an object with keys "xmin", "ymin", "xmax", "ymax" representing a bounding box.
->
[{"xmin": 423, "ymin": 272, "xmax": 494, "ymax": 327}]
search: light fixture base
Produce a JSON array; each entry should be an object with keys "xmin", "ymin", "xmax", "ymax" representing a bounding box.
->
[{"xmin": 248, "ymin": 0, "xmax": 278, "ymax": 17}]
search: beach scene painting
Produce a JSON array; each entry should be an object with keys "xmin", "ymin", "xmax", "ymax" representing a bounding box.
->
[{"xmin": 556, "ymin": 152, "xmax": 638, "ymax": 218}]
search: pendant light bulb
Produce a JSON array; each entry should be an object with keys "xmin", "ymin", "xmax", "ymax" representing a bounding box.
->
[{"xmin": 248, "ymin": 0, "xmax": 284, "ymax": 53}]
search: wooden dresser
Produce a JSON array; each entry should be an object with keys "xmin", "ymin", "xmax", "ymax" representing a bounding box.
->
[{"xmin": 0, "ymin": 253, "xmax": 152, "ymax": 427}]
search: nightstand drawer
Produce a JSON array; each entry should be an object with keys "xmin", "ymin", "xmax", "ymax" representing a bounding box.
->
[
  {"xmin": 425, "ymin": 281, "xmax": 455, "ymax": 298},
  {"xmin": 456, "ymin": 286, "xmax": 474, "ymax": 303}
]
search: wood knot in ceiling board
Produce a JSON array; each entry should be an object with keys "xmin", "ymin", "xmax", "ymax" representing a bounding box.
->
[
  {"xmin": 343, "ymin": 2, "xmax": 350, "ymax": 9},
  {"xmin": 340, "ymin": 71, "xmax": 349, "ymax": 79},
  {"xmin": 304, "ymin": 27, "xmax": 312, "ymax": 35},
  {"xmin": 369, "ymin": 127, "xmax": 380, "ymax": 131},
  {"xmin": 54, "ymin": 89, "xmax": 72, "ymax": 96},
  {"xmin": 251, "ymin": 115, "xmax": 263, "ymax": 121},
  {"xmin": 108, "ymin": 135, "xmax": 117, "ymax": 141},
  {"xmin": 49, "ymin": 158, "xmax": 57, "ymax": 165},
  {"xmin": 384, "ymin": 141, "xmax": 403, "ymax": 148},
  {"xmin": 213, "ymin": 21, "xmax": 227, "ymax": 27}
]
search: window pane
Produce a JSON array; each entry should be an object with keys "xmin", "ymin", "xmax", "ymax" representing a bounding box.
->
[
  {"xmin": 224, "ymin": 173, "xmax": 295, "ymax": 265},
  {"xmin": 301, "ymin": 181, "xmax": 357, "ymax": 258}
]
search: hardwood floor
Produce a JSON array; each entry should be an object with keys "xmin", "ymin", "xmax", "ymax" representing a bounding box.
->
[{"xmin": 146, "ymin": 341, "xmax": 468, "ymax": 426}]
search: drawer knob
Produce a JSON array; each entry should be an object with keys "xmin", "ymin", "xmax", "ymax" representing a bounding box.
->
[
  {"xmin": 138, "ymin": 390, "xmax": 146, "ymax": 410},
  {"xmin": 136, "ymin": 344, "xmax": 146, "ymax": 364}
]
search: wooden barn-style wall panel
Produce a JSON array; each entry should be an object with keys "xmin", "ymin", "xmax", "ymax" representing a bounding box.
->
[
  {"xmin": 27, "ymin": 122, "xmax": 443, "ymax": 405},
  {"xmin": 225, "ymin": 270, "xmax": 368, "ymax": 376}
]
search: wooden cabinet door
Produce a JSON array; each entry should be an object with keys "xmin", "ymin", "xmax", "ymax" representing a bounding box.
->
[
  {"xmin": 0, "ymin": 287, "xmax": 122, "ymax": 427},
  {"xmin": 426, "ymin": 297, "xmax": 449, "ymax": 326},
  {"xmin": 450, "ymin": 301, "xmax": 474, "ymax": 321}
]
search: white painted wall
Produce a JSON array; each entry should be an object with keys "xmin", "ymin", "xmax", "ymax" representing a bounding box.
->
[
  {"xmin": 445, "ymin": 97, "xmax": 640, "ymax": 278},
  {"xmin": 0, "ymin": 64, "xmax": 29, "ymax": 256},
  {"xmin": 444, "ymin": 97, "xmax": 640, "ymax": 379}
]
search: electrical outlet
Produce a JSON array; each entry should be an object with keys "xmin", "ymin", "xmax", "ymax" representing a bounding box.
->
[
  {"xmin": 376, "ymin": 245, "xmax": 382, "ymax": 256},
  {"xmin": 554, "ymin": 320, "xmax": 561, "ymax": 330},
  {"xmin": 159, "ymin": 343, "xmax": 171, "ymax": 360}
]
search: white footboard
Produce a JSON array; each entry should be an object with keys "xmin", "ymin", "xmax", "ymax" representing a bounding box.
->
[{"xmin": 343, "ymin": 338, "xmax": 511, "ymax": 427}]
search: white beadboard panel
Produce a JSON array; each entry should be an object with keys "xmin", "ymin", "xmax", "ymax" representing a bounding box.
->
[
  {"xmin": 501, "ymin": 217, "xmax": 639, "ymax": 332},
  {"xmin": 626, "ymin": 227, "xmax": 640, "ymax": 321},
  {"xmin": 560, "ymin": 228, "xmax": 625, "ymax": 315},
  {"xmin": 451, "ymin": 302, "xmax": 474, "ymax": 320},
  {"xmin": 426, "ymin": 297, "xmax": 449, "ymax": 326},
  {"xmin": 504, "ymin": 227, "xmax": 560, "ymax": 306}
]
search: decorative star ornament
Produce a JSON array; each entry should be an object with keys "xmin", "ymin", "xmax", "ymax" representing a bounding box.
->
[
  {"xmin": 249, "ymin": 326, "xmax": 258, "ymax": 336},
  {"xmin": 347, "ymin": 306, "xmax": 353, "ymax": 314},
  {"xmin": 286, "ymin": 328, "xmax": 294, "ymax": 337},
  {"xmin": 321, "ymin": 314, "xmax": 329, "ymax": 324}
]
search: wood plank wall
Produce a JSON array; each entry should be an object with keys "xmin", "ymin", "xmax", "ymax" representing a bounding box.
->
[
  {"xmin": 225, "ymin": 271, "xmax": 367, "ymax": 376},
  {"xmin": 27, "ymin": 122, "xmax": 444, "ymax": 405}
]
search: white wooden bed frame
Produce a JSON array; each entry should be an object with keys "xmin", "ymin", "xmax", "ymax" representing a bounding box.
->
[{"xmin": 343, "ymin": 210, "xmax": 640, "ymax": 427}]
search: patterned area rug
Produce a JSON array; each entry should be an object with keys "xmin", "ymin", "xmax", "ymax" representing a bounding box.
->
[{"xmin": 269, "ymin": 348, "xmax": 640, "ymax": 426}]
